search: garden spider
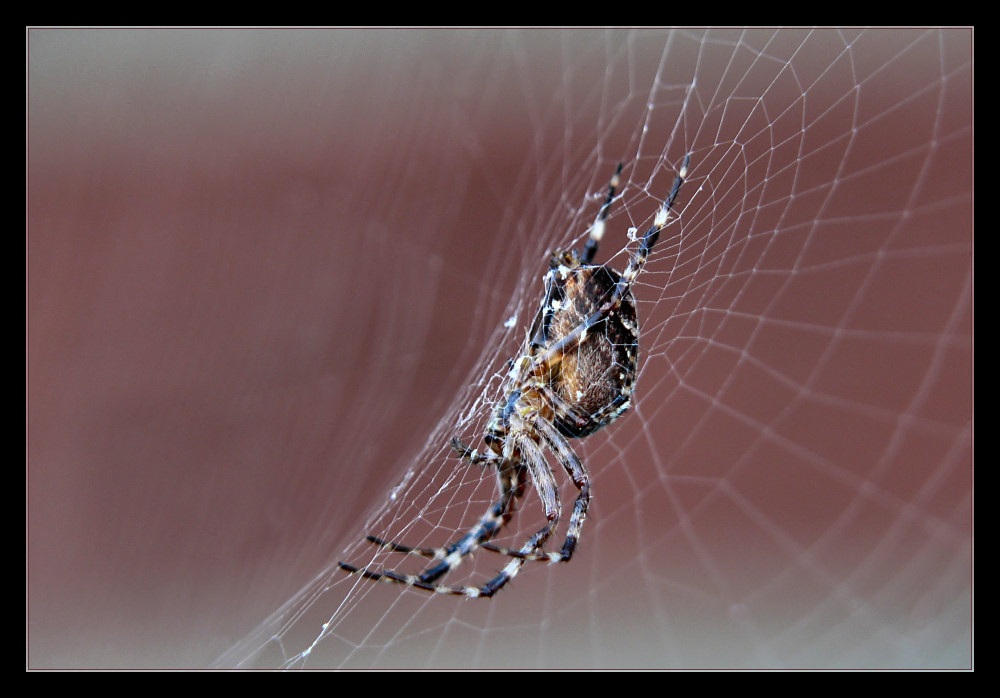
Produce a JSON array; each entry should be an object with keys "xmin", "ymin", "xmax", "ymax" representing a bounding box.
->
[{"xmin": 339, "ymin": 155, "xmax": 690, "ymax": 597}]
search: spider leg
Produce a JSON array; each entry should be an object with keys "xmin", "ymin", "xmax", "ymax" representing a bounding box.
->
[
  {"xmin": 363, "ymin": 493, "xmax": 506, "ymax": 580},
  {"xmin": 338, "ymin": 491, "xmax": 517, "ymax": 593},
  {"xmin": 537, "ymin": 162, "xmax": 620, "ymax": 350},
  {"xmin": 447, "ymin": 436, "xmax": 499, "ymax": 467},
  {"xmin": 356, "ymin": 439, "xmax": 505, "ymax": 561},
  {"xmin": 394, "ymin": 437, "xmax": 564, "ymax": 563},
  {"xmin": 363, "ymin": 534, "xmax": 449, "ymax": 560},
  {"xmin": 408, "ymin": 441, "xmax": 532, "ymax": 583},
  {"xmin": 339, "ymin": 438, "xmax": 529, "ymax": 589},
  {"xmin": 528, "ymin": 270, "xmax": 562, "ymax": 351},
  {"xmin": 336, "ymin": 561, "xmax": 512, "ymax": 598},
  {"xmin": 364, "ymin": 458, "xmax": 528, "ymax": 567},
  {"xmin": 581, "ymin": 162, "xmax": 622, "ymax": 265},
  {"xmin": 468, "ymin": 428, "xmax": 563, "ymax": 592},
  {"xmin": 535, "ymin": 418, "xmax": 588, "ymax": 560},
  {"xmin": 480, "ymin": 418, "xmax": 589, "ymax": 563},
  {"xmin": 452, "ymin": 429, "xmax": 585, "ymax": 564},
  {"xmin": 612, "ymin": 154, "xmax": 689, "ymax": 297},
  {"xmin": 340, "ymin": 431, "xmax": 560, "ymax": 598},
  {"xmin": 460, "ymin": 431, "xmax": 566, "ymax": 595}
]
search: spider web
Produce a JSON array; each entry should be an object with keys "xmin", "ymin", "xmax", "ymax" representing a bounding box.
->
[{"xmin": 27, "ymin": 28, "xmax": 972, "ymax": 669}]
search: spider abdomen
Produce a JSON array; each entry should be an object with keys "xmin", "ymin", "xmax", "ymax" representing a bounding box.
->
[{"xmin": 548, "ymin": 264, "xmax": 638, "ymax": 438}]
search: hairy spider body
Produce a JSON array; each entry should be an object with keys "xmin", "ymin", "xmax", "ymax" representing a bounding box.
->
[{"xmin": 340, "ymin": 155, "xmax": 690, "ymax": 597}]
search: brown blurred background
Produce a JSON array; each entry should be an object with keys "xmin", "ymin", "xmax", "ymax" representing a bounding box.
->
[{"xmin": 27, "ymin": 28, "xmax": 972, "ymax": 669}]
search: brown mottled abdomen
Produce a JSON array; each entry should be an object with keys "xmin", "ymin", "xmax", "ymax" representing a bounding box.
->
[{"xmin": 549, "ymin": 265, "xmax": 639, "ymax": 438}]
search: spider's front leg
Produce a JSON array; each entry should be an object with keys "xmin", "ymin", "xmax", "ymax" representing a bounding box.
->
[{"xmin": 581, "ymin": 162, "xmax": 622, "ymax": 265}]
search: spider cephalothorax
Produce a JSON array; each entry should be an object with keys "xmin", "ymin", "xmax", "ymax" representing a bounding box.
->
[{"xmin": 340, "ymin": 155, "xmax": 690, "ymax": 597}]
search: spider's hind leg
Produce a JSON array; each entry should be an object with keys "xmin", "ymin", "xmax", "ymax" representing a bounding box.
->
[
  {"xmin": 360, "ymin": 492, "xmax": 511, "ymax": 583},
  {"xmin": 340, "ymin": 488, "xmax": 519, "ymax": 593},
  {"xmin": 409, "ymin": 451, "xmax": 529, "ymax": 584},
  {"xmin": 345, "ymin": 438, "xmax": 528, "ymax": 586}
]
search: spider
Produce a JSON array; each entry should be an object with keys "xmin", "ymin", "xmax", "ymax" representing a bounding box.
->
[{"xmin": 339, "ymin": 155, "xmax": 690, "ymax": 597}]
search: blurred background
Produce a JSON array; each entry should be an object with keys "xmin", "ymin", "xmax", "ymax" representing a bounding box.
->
[{"xmin": 27, "ymin": 28, "xmax": 972, "ymax": 669}]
